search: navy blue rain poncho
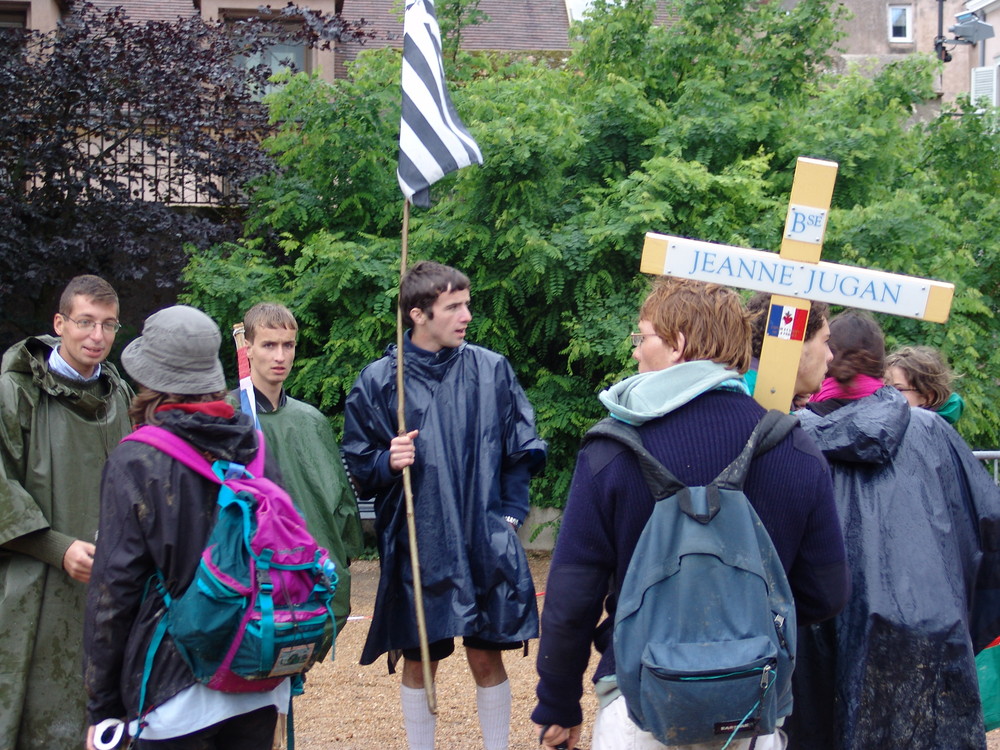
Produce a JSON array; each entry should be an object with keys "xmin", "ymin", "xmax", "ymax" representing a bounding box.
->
[
  {"xmin": 342, "ymin": 340, "xmax": 547, "ymax": 666},
  {"xmin": 788, "ymin": 387, "xmax": 1000, "ymax": 750}
]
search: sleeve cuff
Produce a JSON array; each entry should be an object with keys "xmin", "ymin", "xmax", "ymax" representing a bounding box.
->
[
  {"xmin": 531, "ymin": 670, "xmax": 585, "ymax": 728},
  {"xmin": 501, "ymin": 459, "xmax": 533, "ymax": 520},
  {"xmin": 2, "ymin": 528, "xmax": 75, "ymax": 569},
  {"xmin": 372, "ymin": 451, "xmax": 399, "ymax": 487}
]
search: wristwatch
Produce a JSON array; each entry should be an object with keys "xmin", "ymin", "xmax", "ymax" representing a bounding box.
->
[{"xmin": 504, "ymin": 515, "xmax": 522, "ymax": 529}]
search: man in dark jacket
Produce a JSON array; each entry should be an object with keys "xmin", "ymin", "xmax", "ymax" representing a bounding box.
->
[
  {"xmin": 342, "ymin": 261, "xmax": 547, "ymax": 750},
  {"xmin": 0, "ymin": 275, "xmax": 132, "ymax": 750},
  {"xmin": 531, "ymin": 278, "xmax": 849, "ymax": 750}
]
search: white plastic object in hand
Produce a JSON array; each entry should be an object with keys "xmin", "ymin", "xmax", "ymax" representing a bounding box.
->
[{"xmin": 94, "ymin": 718, "xmax": 126, "ymax": 750}]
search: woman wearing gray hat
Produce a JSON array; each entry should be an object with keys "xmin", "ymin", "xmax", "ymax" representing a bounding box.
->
[{"xmin": 83, "ymin": 306, "xmax": 287, "ymax": 750}]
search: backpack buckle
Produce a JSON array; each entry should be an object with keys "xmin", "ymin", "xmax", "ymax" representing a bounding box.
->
[{"xmin": 256, "ymin": 567, "xmax": 273, "ymax": 589}]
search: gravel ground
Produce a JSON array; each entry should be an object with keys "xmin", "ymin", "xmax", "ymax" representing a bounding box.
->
[
  {"xmin": 291, "ymin": 552, "xmax": 1000, "ymax": 749},
  {"xmin": 291, "ymin": 552, "xmax": 590, "ymax": 749}
]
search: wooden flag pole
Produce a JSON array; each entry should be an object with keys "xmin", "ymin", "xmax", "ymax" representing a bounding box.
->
[{"xmin": 397, "ymin": 198, "xmax": 437, "ymax": 714}]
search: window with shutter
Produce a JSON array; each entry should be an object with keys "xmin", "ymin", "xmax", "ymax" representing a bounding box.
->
[
  {"xmin": 971, "ymin": 65, "xmax": 998, "ymax": 107},
  {"xmin": 0, "ymin": 8, "xmax": 27, "ymax": 28}
]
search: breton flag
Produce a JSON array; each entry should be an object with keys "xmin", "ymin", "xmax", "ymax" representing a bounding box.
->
[
  {"xmin": 766, "ymin": 304, "xmax": 809, "ymax": 342},
  {"xmin": 397, "ymin": 0, "xmax": 483, "ymax": 208}
]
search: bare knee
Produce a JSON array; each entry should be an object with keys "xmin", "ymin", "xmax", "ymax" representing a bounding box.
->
[
  {"xmin": 465, "ymin": 647, "xmax": 507, "ymax": 687},
  {"xmin": 401, "ymin": 657, "xmax": 439, "ymax": 689}
]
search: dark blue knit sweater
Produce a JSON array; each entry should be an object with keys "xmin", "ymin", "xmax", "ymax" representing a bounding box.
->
[{"xmin": 531, "ymin": 390, "xmax": 849, "ymax": 729}]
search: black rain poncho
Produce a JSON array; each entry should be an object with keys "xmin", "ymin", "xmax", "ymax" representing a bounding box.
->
[
  {"xmin": 789, "ymin": 387, "xmax": 1000, "ymax": 750},
  {"xmin": 342, "ymin": 340, "xmax": 546, "ymax": 666}
]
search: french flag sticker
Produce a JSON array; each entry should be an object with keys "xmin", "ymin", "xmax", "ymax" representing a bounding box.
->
[{"xmin": 766, "ymin": 304, "xmax": 809, "ymax": 342}]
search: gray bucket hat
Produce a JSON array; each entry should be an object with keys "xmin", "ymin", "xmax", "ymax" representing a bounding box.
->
[{"xmin": 122, "ymin": 305, "xmax": 226, "ymax": 394}]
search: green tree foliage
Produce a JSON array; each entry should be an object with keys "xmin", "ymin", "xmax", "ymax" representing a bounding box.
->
[{"xmin": 184, "ymin": 0, "xmax": 1000, "ymax": 514}]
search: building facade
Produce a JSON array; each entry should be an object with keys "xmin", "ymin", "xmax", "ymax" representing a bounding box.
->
[
  {"xmin": 966, "ymin": 0, "xmax": 1000, "ymax": 104},
  {"xmin": 835, "ymin": 0, "xmax": 996, "ymax": 105}
]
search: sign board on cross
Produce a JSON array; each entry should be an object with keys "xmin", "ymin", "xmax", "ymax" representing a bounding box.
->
[{"xmin": 639, "ymin": 157, "xmax": 955, "ymax": 412}]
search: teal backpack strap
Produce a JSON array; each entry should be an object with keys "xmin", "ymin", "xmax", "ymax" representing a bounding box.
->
[
  {"xmin": 135, "ymin": 616, "xmax": 169, "ymax": 740},
  {"xmin": 255, "ymin": 548, "xmax": 277, "ymax": 670},
  {"xmin": 135, "ymin": 570, "xmax": 172, "ymax": 741}
]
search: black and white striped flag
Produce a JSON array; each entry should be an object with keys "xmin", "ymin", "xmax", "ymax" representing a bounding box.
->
[{"xmin": 397, "ymin": 0, "xmax": 483, "ymax": 208}]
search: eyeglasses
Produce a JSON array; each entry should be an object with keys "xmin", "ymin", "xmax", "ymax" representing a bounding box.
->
[
  {"xmin": 62, "ymin": 315, "xmax": 121, "ymax": 334},
  {"xmin": 630, "ymin": 332, "xmax": 658, "ymax": 347}
]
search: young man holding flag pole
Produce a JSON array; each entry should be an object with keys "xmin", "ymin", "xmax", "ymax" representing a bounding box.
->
[
  {"xmin": 394, "ymin": 0, "xmax": 485, "ymax": 715},
  {"xmin": 343, "ymin": 4, "xmax": 547, "ymax": 748}
]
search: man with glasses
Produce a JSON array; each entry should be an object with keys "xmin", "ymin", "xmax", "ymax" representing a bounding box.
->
[{"xmin": 0, "ymin": 274, "xmax": 133, "ymax": 749}]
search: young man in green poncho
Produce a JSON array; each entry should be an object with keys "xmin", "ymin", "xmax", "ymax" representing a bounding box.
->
[
  {"xmin": 239, "ymin": 302, "xmax": 363, "ymax": 635},
  {"xmin": 0, "ymin": 275, "xmax": 133, "ymax": 749}
]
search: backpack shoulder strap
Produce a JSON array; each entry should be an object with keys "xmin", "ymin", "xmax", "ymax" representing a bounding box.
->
[
  {"xmin": 584, "ymin": 417, "xmax": 686, "ymax": 500},
  {"xmin": 122, "ymin": 425, "xmax": 267, "ymax": 482},
  {"xmin": 715, "ymin": 410, "xmax": 799, "ymax": 491},
  {"xmin": 123, "ymin": 425, "xmax": 220, "ymax": 483}
]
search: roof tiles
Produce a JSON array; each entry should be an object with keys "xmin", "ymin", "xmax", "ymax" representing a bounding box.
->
[{"xmin": 89, "ymin": 0, "xmax": 198, "ymax": 22}]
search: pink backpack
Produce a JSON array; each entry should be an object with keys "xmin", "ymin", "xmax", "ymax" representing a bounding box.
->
[{"xmin": 122, "ymin": 425, "xmax": 337, "ymax": 719}]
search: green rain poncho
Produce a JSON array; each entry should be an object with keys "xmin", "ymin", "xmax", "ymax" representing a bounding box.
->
[
  {"xmin": 0, "ymin": 335, "xmax": 133, "ymax": 750},
  {"xmin": 254, "ymin": 395, "xmax": 364, "ymax": 636}
]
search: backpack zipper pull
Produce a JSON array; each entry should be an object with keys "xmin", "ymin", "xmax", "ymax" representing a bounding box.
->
[
  {"xmin": 773, "ymin": 613, "xmax": 788, "ymax": 651},
  {"xmin": 760, "ymin": 664, "xmax": 773, "ymax": 689}
]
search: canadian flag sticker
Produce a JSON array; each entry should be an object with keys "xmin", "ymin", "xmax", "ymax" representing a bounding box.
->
[{"xmin": 766, "ymin": 304, "xmax": 809, "ymax": 342}]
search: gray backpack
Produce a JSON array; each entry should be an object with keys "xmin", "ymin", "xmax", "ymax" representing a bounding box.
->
[{"xmin": 586, "ymin": 410, "xmax": 797, "ymax": 747}]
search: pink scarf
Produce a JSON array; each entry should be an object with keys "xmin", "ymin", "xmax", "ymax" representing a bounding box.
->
[{"xmin": 811, "ymin": 374, "xmax": 885, "ymax": 402}]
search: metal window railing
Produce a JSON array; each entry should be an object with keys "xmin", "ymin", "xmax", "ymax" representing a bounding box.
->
[
  {"xmin": 974, "ymin": 452, "xmax": 1000, "ymax": 484},
  {"xmin": 27, "ymin": 116, "xmax": 248, "ymax": 207}
]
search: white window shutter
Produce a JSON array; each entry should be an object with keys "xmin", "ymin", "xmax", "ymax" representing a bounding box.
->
[{"xmin": 971, "ymin": 66, "xmax": 998, "ymax": 106}]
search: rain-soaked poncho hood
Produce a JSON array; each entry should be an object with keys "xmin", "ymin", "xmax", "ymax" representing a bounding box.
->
[
  {"xmin": 598, "ymin": 360, "xmax": 748, "ymax": 425},
  {"xmin": 937, "ymin": 390, "xmax": 965, "ymax": 425},
  {"xmin": 2, "ymin": 335, "xmax": 127, "ymax": 421},
  {"xmin": 342, "ymin": 339, "xmax": 547, "ymax": 665},
  {"xmin": 801, "ymin": 386, "xmax": 910, "ymax": 465},
  {"xmin": 792, "ymin": 387, "xmax": 1000, "ymax": 748}
]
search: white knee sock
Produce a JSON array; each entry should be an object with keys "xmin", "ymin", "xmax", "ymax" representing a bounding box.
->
[
  {"xmin": 401, "ymin": 684, "xmax": 436, "ymax": 750},
  {"xmin": 476, "ymin": 680, "xmax": 512, "ymax": 750}
]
